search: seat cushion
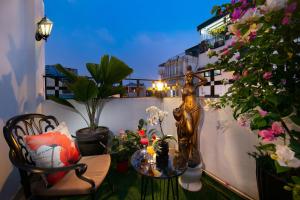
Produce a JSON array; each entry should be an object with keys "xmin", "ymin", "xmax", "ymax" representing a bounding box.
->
[{"xmin": 31, "ymin": 154, "xmax": 111, "ymax": 196}]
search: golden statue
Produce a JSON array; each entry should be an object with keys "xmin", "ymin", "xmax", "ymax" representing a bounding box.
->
[{"xmin": 173, "ymin": 66, "xmax": 207, "ymax": 168}]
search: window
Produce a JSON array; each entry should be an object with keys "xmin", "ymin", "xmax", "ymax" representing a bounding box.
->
[
  {"xmin": 214, "ymin": 70, "xmax": 221, "ymax": 76},
  {"xmin": 204, "ymin": 71, "xmax": 210, "ymax": 77}
]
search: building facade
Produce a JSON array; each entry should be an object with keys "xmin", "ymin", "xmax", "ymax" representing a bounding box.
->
[{"xmin": 158, "ymin": 15, "xmax": 233, "ymax": 97}]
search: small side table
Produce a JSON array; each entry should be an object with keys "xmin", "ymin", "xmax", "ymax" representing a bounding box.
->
[{"xmin": 131, "ymin": 149, "xmax": 187, "ymax": 200}]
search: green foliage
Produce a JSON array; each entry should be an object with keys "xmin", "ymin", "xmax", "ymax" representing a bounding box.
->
[
  {"xmin": 275, "ymin": 161, "xmax": 291, "ymax": 173},
  {"xmin": 111, "ymin": 130, "xmax": 141, "ymax": 162},
  {"xmin": 49, "ymin": 55, "xmax": 133, "ymax": 128},
  {"xmin": 210, "ymin": 0, "xmax": 300, "ymax": 198}
]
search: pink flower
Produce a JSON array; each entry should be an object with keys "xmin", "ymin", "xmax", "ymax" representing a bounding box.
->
[
  {"xmin": 282, "ymin": 2, "xmax": 297, "ymax": 25},
  {"xmin": 242, "ymin": 70, "xmax": 249, "ymax": 77},
  {"xmin": 263, "ymin": 71, "xmax": 272, "ymax": 80},
  {"xmin": 285, "ymin": 2, "xmax": 297, "ymax": 14},
  {"xmin": 231, "ymin": 0, "xmax": 236, "ymax": 4},
  {"xmin": 232, "ymin": 73, "xmax": 241, "ymax": 80},
  {"xmin": 237, "ymin": 116, "xmax": 248, "ymax": 127},
  {"xmin": 223, "ymin": 49, "xmax": 230, "ymax": 56},
  {"xmin": 140, "ymin": 138, "xmax": 149, "ymax": 146},
  {"xmin": 235, "ymin": 55, "xmax": 241, "ymax": 60},
  {"xmin": 231, "ymin": 40, "xmax": 237, "ymax": 47},
  {"xmin": 258, "ymin": 129, "xmax": 275, "ymax": 141},
  {"xmin": 271, "ymin": 121, "xmax": 285, "ymax": 135},
  {"xmin": 249, "ymin": 31, "xmax": 257, "ymax": 41},
  {"xmin": 281, "ymin": 79, "xmax": 287, "ymax": 85},
  {"xmin": 231, "ymin": 7, "xmax": 243, "ymax": 21},
  {"xmin": 282, "ymin": 16, "xmax": 290, "ymax": 25},
  {"xmin": 258, "ymin": 109, "xmax": 268, "ymax": 117}
]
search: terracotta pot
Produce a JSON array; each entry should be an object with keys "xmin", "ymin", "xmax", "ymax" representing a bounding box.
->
[
  {"xmin": 76, "ymin": 126, "xmax": 109, "ymax": 156},
  {"xmin": 116, "ymin": 160, "xmax": 129, "ymax": 173}
]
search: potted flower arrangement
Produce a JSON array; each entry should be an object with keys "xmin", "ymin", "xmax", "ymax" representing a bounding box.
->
[
  {"xmin": 49, "ymin": 55, "xmax": 133, "ymax": 156},
  {"xmin": 111, "ymin": 129, "xmax": 141, "ymax": 173},
  {"xmin": 208, "ymin": 0, "xmax": 300, "ymax": 199},
  {"xmin": 145, "ymin": 106, "xmax": 177, "ymax": 169}
]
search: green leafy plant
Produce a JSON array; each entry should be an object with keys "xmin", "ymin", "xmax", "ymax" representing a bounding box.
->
[
  {"xmin": 110, "ymin": 130, "xmax": 141, "ymax": 162},
  {"xmin": 209, "ymin": 0, "xmax": 300, "ymax": 198},
  {"xmin": 48, "ymin": 55, "xmax": 133, "ymax": 129}
]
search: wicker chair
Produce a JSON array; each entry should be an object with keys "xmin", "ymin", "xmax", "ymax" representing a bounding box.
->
[{"xmin": 3, "ymin": 113, "xmax": 111, "ymax": 199}]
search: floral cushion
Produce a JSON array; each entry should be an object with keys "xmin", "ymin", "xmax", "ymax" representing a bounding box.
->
[{"xmin": 23, "ymin": 122, "xmax": 80, "ymax": 185}]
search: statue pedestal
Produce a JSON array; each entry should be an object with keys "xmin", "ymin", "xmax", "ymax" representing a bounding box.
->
[{"xmin": 179, "ymin": 163, "xmax": 203, "ymax": 192}]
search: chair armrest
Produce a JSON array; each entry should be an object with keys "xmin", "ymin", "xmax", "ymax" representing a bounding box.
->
[{"xmin": 9, "ymin": 150, "xmax": 96, "ymax": 189}]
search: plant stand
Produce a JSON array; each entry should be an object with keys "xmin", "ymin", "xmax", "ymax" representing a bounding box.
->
[{"xmin": 179, "ymin": 162, "xmax": 203, "ymax": 192}]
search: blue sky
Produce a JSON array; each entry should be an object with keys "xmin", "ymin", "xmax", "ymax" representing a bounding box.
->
[{"xmin": 45, "ymin": 0, "xmax": 228, "ymax": 79}]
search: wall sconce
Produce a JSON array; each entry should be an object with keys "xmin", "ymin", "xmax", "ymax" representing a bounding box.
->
[{"xmin": 35, "ymin": 16, "xmax": 53, "ymax": 41}]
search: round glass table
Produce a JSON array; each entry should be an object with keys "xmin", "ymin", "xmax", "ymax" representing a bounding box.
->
[{"xmin": 131, "ymin": 148, "xmax": 187, "ymax": 200}]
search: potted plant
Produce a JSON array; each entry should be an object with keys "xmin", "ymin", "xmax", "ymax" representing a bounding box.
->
[
  {"xmin": 144, "ymin": 106, "xmax": 177, "ymax": 169},
  {"xmin": 111, "ymin": 130, "xmax": 141, "ymax": 173},
  {"xmin": 209, "ymin": 0, "xmax": 300, "ymax": 199},
  {"xmin": 49, "ymin": 55, "xmax": 133, "ymax": 155}
]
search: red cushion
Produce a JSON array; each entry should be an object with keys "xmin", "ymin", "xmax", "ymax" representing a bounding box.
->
[{"xmin": 23, "ymin": 122, "xmax": 79, "ymax": 185}]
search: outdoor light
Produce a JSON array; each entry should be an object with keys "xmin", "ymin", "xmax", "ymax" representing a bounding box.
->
[
  {"xmin": 35, "ymin": 16, "xmax": 53, "ymax": 41},
  {"xmin": 152, "ymin": 81, "xmax": 168, "ymax": 92}
]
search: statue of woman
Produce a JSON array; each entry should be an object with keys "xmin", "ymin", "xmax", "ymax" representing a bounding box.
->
[{"xmin": 173, "ymin": 65, "xmax": 207, "ymax": 168}]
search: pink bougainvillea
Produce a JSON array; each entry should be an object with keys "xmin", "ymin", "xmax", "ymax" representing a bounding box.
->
[{"xmin": 263, "ymin": 71, "xmax": 272, "ymax": 80}]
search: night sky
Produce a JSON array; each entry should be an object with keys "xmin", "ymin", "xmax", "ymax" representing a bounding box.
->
[{"xmin": 45, "ymin": 0, "xmax": 228, "ymax": 79}]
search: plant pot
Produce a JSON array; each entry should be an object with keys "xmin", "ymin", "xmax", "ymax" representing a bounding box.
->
[
  {"xmin": 256, "ymin": 159, "xmax": 292, "ymax": 200},
  {"xmin": 116, "ymin": 160, "xmax": 129, "ymax": 173},
  {"xmin": 76, "ymin": 126, "xmax": 109, "ymax": 156},
  {"xmin": 156, "ymin": 141, "xmax": 169, "ymax": 169}
]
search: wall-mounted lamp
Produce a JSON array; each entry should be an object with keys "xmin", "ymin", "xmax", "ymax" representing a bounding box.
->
[{"xmin": 35, "ymin": 16, "xmax": 53, "ymax": 41}]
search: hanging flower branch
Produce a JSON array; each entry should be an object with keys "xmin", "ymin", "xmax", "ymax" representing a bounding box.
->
[{"xmin": 210, "ymin": 0, "xmax": 300, "ymax": 197}]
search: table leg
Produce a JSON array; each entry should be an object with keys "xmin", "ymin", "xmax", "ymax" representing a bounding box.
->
[
  {"xmin": 151, "ymin": 179, "xmax": 154, "ymax": 200},
  {"xmin": 143, "ymin": 177, "xmax": 148, "ymax": 200},
  {"xmin": 171, "ymin": 178, "xmax": 175, "ymax": 200},
  {"xmin": 176, "ymin": 177, "xmax": 179, "ymax": 200},
  {"xmin": 141, "ymin": 175, "xmax": 144, "ymax": 200},
  {"xmin": 167, "ymin": 179, "xmax": 170, "ymax": 200}
]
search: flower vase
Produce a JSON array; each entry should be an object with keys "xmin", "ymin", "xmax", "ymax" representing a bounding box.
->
[{"xmin": 156, "ymin": 141, "xmax": 169, "ymax": 169}]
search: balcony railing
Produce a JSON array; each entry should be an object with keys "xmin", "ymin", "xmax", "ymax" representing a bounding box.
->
[{"xmin": 44, "ymin": 75, "xmax": 158, "ymax": 99}]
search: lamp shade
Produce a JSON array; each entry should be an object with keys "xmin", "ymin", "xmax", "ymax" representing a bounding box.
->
[{"xmin": 36, "ymin": 16, "xmax": 53, "ymax": 41}]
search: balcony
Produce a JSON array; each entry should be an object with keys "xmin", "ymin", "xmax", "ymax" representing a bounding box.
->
[{"xmin": 0, "ymin": 1, "xmax": 259, "ymax": 200}]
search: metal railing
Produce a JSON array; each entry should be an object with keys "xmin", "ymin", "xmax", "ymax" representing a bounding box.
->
[{"xmin": 44, "ymin": 75, "xmax": 158, "ymax": 99}]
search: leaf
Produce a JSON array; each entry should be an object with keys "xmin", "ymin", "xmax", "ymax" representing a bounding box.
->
[
  {"xmin": 162, "ymin": 135, "xmax": 177, "ymax": 143},
  {"xmin": 68, "ymin": 77, "xmax": 98, "ymax": 102},
  {"xmin": 103, "ymin": 56, "xmax": 133, "ymax": 84},
  {"xmin": 250, "ymin": 117, "xmax": 268, "ymax": 130},
  {"xmin": 267, "ymin": 94, "xmax": 280, "ymax": 107},
  {"xmin": 292, "ymin": 176, "xmax": 300, "ymax": 184},
  {"xmin": 291, "ymin": 115, "xmax": 300, "ymax": 126},
  {"xmin": 289, "ymin": 138, "xmax": 300, "ymax": 159},
  {"xmin": 47, "ymin": 96, "xmax": 75, "ymax": 109},
  {"xmin": 274, "ymin": 161, "xmax": 291, "ymax": 173},
  {"xmin": 86, "ymin": 63, "xmax": 101, "ymax": 84},
  {"xmin": 147, "ymin": 129, "xmax": 157, "ymax": 137},
  {"xmin": 211, "ymin": 5, "xmax": 220, "ymax": 15},
  {"xmin": 258, "ymin": 143, "xmax": 276, "ymax": 151},
  {"xmin": 55, "ymin": 64, "xmax": 77, "ymax": 82}
]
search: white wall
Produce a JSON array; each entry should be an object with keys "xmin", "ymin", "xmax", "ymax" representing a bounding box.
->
[
  {"xmin": 0, "ymin": 0, "xmax": 44, "ymax": 199},
  {"xmin": 42, "ymin": 97, "xmax": 259, "ymax": 199}
]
